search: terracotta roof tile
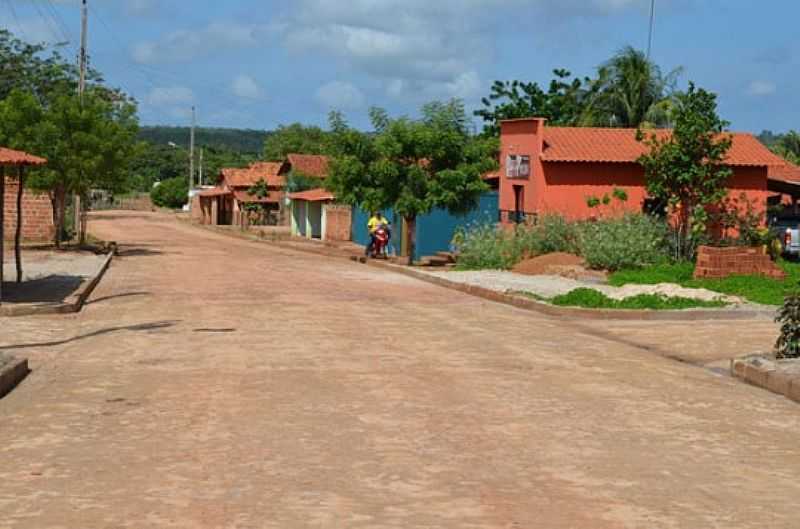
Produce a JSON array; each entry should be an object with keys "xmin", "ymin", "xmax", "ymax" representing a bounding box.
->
[
  {"xmin": 540, "ymin": 127, "xmax": 786, "ymax": 167},
  {"xmin": 0, "ymin": 147, "xmax": 47, "ymax": 166},
  {"xmin": 233, "ymin": 190, "xmax": 280, "ymax": 204},
  {"xmin": 769, "ymin": 162, "xmax": 800, "ymax": 184},
  {"xmin": 286, "ymin": 154, "xmax": 330, "ymax": 178},
  {"xmin": 221, "ymin": 162, "xmax": 286, "ymax": 188},
  {"xmin": 288, "ymin": 187, "xmax": 334, "ymax": 202},
  {"xmin": 198, "ymin": 186, "xmax": 231, "ymax": 197}
]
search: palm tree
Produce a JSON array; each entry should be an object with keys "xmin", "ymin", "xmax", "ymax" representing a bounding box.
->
[{"xmin": 582, "ymin": 46, "xmax": 682, "ymax": 128}]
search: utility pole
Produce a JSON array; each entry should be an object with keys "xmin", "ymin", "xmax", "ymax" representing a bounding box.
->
[
  {"xmin": 647, "ymin": 0, "xmax": 656, "ymax": 60},
  {"xmin": 189, "ymin": 106, "xmax": 196, "ymax": 191},
  {"xmin": 75, "ymin": 0, "xmax": 89, "ymax": 242}
]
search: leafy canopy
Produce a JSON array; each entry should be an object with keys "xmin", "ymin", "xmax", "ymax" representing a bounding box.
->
[
  {"xmin": 263, "ymin": 123, "xmax": 330, "ymax": 161},
  {"xmin": 326, "ymin": 99, "xmax": 498, "ymax": 220}
]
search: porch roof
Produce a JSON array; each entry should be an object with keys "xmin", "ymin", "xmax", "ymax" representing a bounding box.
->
[
  {"xmin": 0, "ymin": 147, "xmax": 47, "ymax": 166},
  {"xmin": 233, "ymin": 190, "xmax": 280, "ymax": 204},
  {"xmin": 288, "ymin": 188, "xmax": 335, "ymax": 202},
  {"xmin": 198, "ymin": 186, "xmax": 231, "ymax": 198}
]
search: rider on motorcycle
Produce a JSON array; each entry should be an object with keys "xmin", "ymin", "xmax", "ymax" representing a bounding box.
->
[{"xmin": 366, "ymin": 211, "xmax": 391, "ymax": 256}]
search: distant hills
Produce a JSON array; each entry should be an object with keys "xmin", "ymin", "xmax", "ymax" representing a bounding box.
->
[{"xmin": 138, "ymin": 126, "xmax": 270, "ymax": 154}]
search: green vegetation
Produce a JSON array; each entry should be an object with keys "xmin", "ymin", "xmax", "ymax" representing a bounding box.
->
[
  {"xmin": 327, "ymin": 100, "xmax": 498, "ymax": 264},
  {"xmin": 263, "ymin": 123, "xmax": 331, "ymax": 161},
  {"xmin": 609, "ymin": 261, "xmax": 800, "ymax": 306},
  {"xmin": 775, "ymin": 290, "xmax": 800, "ymax": 359},
  {"xmin": 578, "ymin": 213, "xmax": 669, "ymax": 271},
  {"xmin": 475, "ymin": 46, "xmax": 680, "ymax": 135},
  {"xmin": 547, "ymin": 288, "xmax": 726, "ymax": 310},
  {"xmin": 150, "ymin": 177, "xmax": 189, "ymax": 209},
  {"xmin": 759, "ymin": 130, "xmax": 800, "ymax": 165},
  {"xmin": 138, "ymin": 126, "xmax": 267, "ymax": 154}
]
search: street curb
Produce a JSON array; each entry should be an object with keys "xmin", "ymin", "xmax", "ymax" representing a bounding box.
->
[
  {"xmin": 178, "ymin": 217, "xmax": 774, "ymax": 321},
  {"xmin": 358, "ymin": 258, "xmax": 774, "ymax": 321},
  {"xmin": 731, "ymin": 355, "xmax": 800, "ymax": 403},
  {"xmin": 0, "ymin": 245, "xmax": 116, "ymax": 318},
  {"xmin": 0, "ymin": 355, "xmax": 30, "ymax": 399}
]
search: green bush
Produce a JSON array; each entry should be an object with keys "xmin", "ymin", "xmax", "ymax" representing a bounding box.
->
[
  {"xmin": 150, "ymin": 177, "xmax": 189, "ymax": 209},
  {"xmin": 517, "ymin": 214, "xmax": 579, "ymax": 256},
  {"xmin": 578, "ymin": 213, "xmax": 669, "ymax": 270},
  {"xmin": 452, "ymin": 223, "xmax": 520, "ymax": 270},
  {"xmin": 775, "ymin": 291, "xmax": 800, "ymax": 359}
]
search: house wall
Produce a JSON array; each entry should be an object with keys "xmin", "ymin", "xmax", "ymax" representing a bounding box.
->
[
  {"xmin": 322, "ymin": 204, "xmax": 351, "ymax": 241},
  {"xmin": 498, "ymin": 120, "xmax": 770, "ymax": 224},
  {"xmin": 3, "ymin": 176, "xmax": 55, "ymax": 241}
]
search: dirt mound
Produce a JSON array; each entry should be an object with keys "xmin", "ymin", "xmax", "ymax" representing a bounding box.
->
[{"xmin": 513, "ymin": 252, "xmax": 607, "ymax": 282}]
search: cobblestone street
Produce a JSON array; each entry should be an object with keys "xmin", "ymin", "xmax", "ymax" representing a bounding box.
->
[{"xmin": 1, "ymin": 211, "xmax": 797, "ymax": 528}]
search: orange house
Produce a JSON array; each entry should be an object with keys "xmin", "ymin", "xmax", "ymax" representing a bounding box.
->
[{"xmin": 498, "ymin": 118, "xmax": 787, "ymax": 225}]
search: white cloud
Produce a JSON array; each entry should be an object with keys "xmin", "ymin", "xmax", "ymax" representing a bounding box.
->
[
  {"xmin": 274, "ymin": 0, "xmax": 642, "ymax": 102},
  {"xmin": 147, "ymin": 85, "xmax": 195, "ymax": 107},
  {"xmin": 132, "ymin": 22, "xmax": 267, "ymax": 64},
  {"xmin": 747, "ymin": 80, "xmax": 776, "ymax": 97},
  {"xmin": 125, "ymin": 0, "xmax": 155, "ymax": 16},
  {"xmin": 315, "ymin": 81, "xmax": 366, "ymax": 109},
  {"xmin": 231, "ymin": 75, "xmax": 265, "ymax": 100}
]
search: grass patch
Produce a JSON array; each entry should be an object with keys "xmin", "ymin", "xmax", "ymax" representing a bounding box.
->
[
  {"xmin": 549, "ymin": 288, "xmax": 726, "ymax": 310},
  {"xmin": 609, "ymin": 260, "xmax": 800, "ymax": 306}
]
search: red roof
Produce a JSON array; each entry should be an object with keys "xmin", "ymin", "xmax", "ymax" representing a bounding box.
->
[
  {"xmin": 769, "ymin": 162, "xmax": 800, "ymax": 184},
  {"xmin": 233, "ymin": 189, "xmax": 280, "ymax": 204},
  {"xmin": 286, "ymin": 154, "xmax": 330, "ymax": 178},
  {"xmin": 198, "ymin": 186, "xmax": 231, "ymax": 198},
  {"xmin": 221, "ymin": 162, "xmax": 286, "ymax": 188},
  {"xmin": 288, "ymin": 188, "xmax": 335, "ymax": 202},
  {"xmin": 0, "ymin": 147, "xmax": 47, "ymax": 166},
  {"xmin": 540, "ymin": 127, "xmax": 786, "ymax": 167}
]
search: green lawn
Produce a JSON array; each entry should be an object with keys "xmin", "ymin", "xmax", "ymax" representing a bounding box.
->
[
  {"xmin": 609, "ymin": 260, "xmax": 800, "ymax": 306},
  {"xmin": 515, "ymin": 288, "xmax": 726, "ymax": 310}
]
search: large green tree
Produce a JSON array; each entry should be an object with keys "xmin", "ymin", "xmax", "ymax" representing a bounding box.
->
[
  {"xmin": 637, "ymin": 83, "xmax": 733, "ymax": 260},
  {"xmin": 263, "ymin": 123, "xmax": 330, "ymax": 161},
  {"xmin": 327, "ymin": 100, "xmax": 498, "ymax": 264}
]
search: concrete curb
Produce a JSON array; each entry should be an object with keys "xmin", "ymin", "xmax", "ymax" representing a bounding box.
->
[
  {"xmin": 731, "ymin": 355, "xmax": 800, "ymax": 403},
  {"xmin": 179, "ymin": 218, "xmax": 775, "ymax": 321},
  {"xmin": 0, "ymin": 355, "xmax": 30, "ymax": 399},
  {"xmin": 0, "ymin": 245, "xmax": 115, "ymax": 318}
]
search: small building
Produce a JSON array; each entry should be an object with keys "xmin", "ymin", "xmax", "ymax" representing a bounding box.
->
[
  {"xmin": 1, "ymin": 148, "xmax": 53, "ymax": 243},
  {"xmin": 497, "ymin": 118, "xmax": 787, "ymax": 225},
  {"xmin": 196, "ymin": 162, "xmax": 286, "ymax": 227},
  {"xmin": 289, "ymin": 188, "xmax": 352, "ymax": 242}
]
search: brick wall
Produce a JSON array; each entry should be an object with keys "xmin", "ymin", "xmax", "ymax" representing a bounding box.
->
[
  {"xmin": 694, "ymin": 245, "xmax": 785, "ymax": 280},
  {"xmin": 2, "ymin": 177, "xmax": 55, "ymax": 242},
  {"xmin": 324, "ymin": 204, "xmax": 352, "ymax": 241}
]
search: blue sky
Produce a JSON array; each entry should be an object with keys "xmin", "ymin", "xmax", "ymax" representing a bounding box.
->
[{"xmin": 3, "ymin": 0, "xmax": 798, "ymax": 134}]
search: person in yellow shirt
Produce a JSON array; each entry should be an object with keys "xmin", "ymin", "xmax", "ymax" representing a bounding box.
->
[{"xmin": 365, "ymin": 211, "xmax": 391, "ymax": 256}]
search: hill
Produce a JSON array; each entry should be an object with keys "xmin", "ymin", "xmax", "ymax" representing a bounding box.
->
[{"xmin": 138, "ymin": 126, "xmax": 270, "ymax": 154}]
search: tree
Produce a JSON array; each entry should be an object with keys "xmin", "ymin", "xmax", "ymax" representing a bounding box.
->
[
  {"xmin": 637, "ymin": 83, "xmax": 733, "ymax": 260},
  {"xmin": 587, "ymin": 46, "xmax": 681, "ymax": 128},
  {"xmin": 150, "ymin": 177, "xmax": 189, "ymax": 209},
  {"xmin": 263, "ymin": 123, "xmax": 330, "ymax": 161},
  {"xmin": 241, "ymin": 178, "xmax": 271, "ymax": 226},
  {"xmin": 770, "ymin": 131, "xmax": 800, "ymax": 165},
  {"xmin": 25, "ymin": 89, "xmax": 140, "ymax": 245},
  {"xmin": 328, "ymin": 100, "xmax": 498, "ymax": 264},
  {"xmin": 475, "ymin": 70, "xmax": 597, "ymax": 136}
]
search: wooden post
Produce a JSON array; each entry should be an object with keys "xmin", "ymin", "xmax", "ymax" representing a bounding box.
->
[
  {"xmin": 15, "ymin": 166, "xmax": 24, "ymax": 283},
  {"xmin": 405, "ymin": 215, "xmax": 417, "ymax": 266}
]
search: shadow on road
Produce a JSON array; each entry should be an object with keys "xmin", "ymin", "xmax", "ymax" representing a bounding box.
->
[
  {"xmin": 0, "ymin": 320, "xmax": 181, "ymax": 351},
  {"xmin": 86, "ymin": 291, "xmax": 152, "ymax": 305},
  {"xmin": 1, "ymin": 275, "xmax": 84, "ymax": 303}
]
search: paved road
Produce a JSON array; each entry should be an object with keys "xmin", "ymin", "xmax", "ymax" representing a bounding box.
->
[{"xmin": 1, "ymin": 211, "xmax": 798, "ymax": 528}]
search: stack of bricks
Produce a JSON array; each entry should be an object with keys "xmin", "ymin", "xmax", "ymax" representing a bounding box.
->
[
  {"xmin": 694, "ymin": 245, "xmax": 786, "ymax": 280},
  {"xmin": 3, "ymin": 177, "xmax": 55, "ymax": 242},
  {"xmin": 323, "ymin": 204, "xmax": 352, "ymax": 241}
]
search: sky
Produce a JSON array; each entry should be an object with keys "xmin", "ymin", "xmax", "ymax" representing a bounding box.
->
[{"xmin": 2, "ymin": 0, "xmax": 798, "ymax": 134}]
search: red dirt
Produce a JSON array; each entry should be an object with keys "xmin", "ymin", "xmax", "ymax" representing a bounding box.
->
[{"xmin": 512, "ymin": 252, "xmax": 584, "ymax": 275}]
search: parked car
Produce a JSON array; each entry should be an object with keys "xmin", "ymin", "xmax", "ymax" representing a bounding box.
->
[{"xmin": 771, "ymin": 215, "xmax": 800, "ymax": 256}]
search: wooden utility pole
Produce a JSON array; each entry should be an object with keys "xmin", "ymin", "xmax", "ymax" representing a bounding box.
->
[
  {"xmin": 75, "ymin": 0, "xmax": 89, "ymax": 242},
  {"xmin": 189, "ymin": 106, "xmax": 196, "ymax": 190},
  {"xmin": 647, "ymin": 0, "xmax": 656, "ymax": 60}
]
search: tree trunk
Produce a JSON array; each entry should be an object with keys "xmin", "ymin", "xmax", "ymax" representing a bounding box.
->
[
  {"xmin": 53, "ymin": 185, "xmax": 66, "ymax": 248},
  {"xmin": 405, "ymin": 215, "xmax": 417, "ymax": 266},
  {"xmin": 15, "ymin": 167, "xmax": 24, "ymax": 283},
  {"xmin": 0, "ymin": 166, "xmax": 5, "ymax": 305},
  {"xmin": 79, "ymin": 192, "xmax": 88, "ymax": 246}
]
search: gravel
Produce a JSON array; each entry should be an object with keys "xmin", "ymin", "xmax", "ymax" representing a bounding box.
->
[
  {"xmin": 2, "ymin": 250, "xmax": 105, "ymax": 281},
  {"xmin": 422, "ymin": 269, "xmax": 742, "ymax": 304}
]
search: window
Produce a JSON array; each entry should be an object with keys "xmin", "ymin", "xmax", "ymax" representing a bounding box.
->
[{"xmin": 506, "ymin": 154, "xmax": 530, "ymax": 178}]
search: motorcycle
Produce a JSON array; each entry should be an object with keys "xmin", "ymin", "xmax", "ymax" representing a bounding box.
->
[{"xmin": 370, "ymin": 225, "xmax": 390, "ymax": 258}]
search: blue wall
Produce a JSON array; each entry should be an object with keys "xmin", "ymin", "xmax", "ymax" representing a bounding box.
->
[{"xmin": 352, "ymin": 191, "xmax": 498, "ymax": 259}]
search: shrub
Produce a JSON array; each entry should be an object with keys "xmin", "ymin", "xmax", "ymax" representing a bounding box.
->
[
  {"xmin": 549, "ymin": 288, "xmax": 726, "ymax": 310},
  {"xmin": 516, "ymin": 214, "xmax": 579, "ymax": 256},
  {"xmin": 150, "ymin": 177, "xmax": 189, "ymax": 209},
  {"xmin": 775, "ymin": 291, "xmax": 800, "ymax": 359},
  {"xmin": 578, "ymin": 213, "xmax": 669, "ymax": 270},
  {"xmin": 452, "ymin": 223, "xmax": 520, "ymax": 270}
]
